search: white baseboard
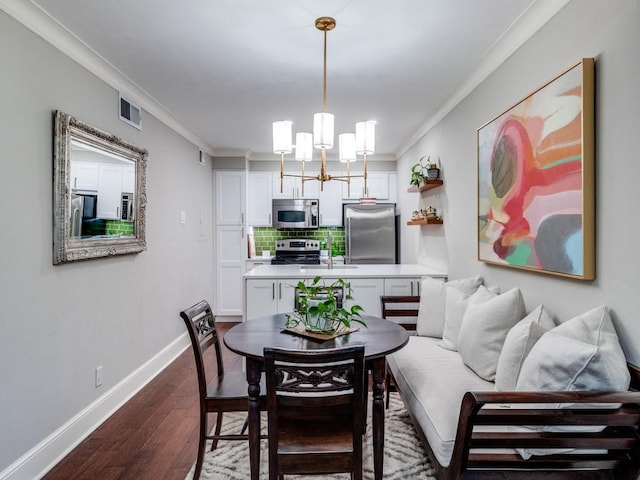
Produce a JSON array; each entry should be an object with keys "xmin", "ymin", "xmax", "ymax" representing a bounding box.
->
[{"xmin": 0, "ymin": 333, "xmax": 190, "ymax": 480}]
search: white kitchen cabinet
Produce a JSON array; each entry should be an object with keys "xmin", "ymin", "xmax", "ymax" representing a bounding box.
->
[
  {"xmin": 121, "ymin": 164, "xmax": 136, "ymax": 193},
  {"xmin": 344, "ymin": 278, "xmax": 384, "ymax": 317},
  {"xmin": 248, "ymin": 172, "xmax": 273, "ymax": 226},
  {"xmin": 216, "ymin": 225, "xmax": 246, "ymax": 316},
  {"xmin": 342, "ymin": 172, "xmax": 389, "ymax": 200},
  {"xmin": 318, "ymin": 179, "xmax": 343, "ymax": 226},
  {"xmin": 245, "ymin": 278, "xmax": 298, "ymax": 320},
  {"xmin": 214, "ymin": 170, "xmax": 247, "ymax": 318},
  {"xmin": 70, "ymin": 161, "xmax": 99, "ymax": 191},
  {"xmin": 215, "ymin": 170, "xmax": 246, "ymax": 225},
  {"xmin": 272, "ymin": 173, "xmax": 319, "ymax": 199},
  {"xmin": 384, "ymin": 277, "xmax": 422, "ymax": 296},
  {"xmin": 96, "ymin": 164, "xmax": 123, "ymax": 219}
]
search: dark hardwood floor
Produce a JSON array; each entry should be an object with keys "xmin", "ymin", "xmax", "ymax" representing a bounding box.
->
[{"xmin": 43, "ymin": 323, "xmax": 240, "ymax": 480}]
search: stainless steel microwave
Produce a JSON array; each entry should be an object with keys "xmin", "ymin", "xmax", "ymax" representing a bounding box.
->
[{"xmin": 272, "ymin": 198, "xmax": 319, "ymax": 229}]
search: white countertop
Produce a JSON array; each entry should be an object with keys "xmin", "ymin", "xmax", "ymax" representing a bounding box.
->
[{"xmin": 243, "ymin": 263, "xmax": 447, "ymax": 279}]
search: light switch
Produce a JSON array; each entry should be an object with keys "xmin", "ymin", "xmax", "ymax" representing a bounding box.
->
[{"xmin": 180, "ymin": 211, "xmax": 186, "ymax": 225}]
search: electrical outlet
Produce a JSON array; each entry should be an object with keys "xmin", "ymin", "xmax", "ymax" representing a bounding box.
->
[{"xmin": 95, "ymin": 366, "xmax": 103, "ymax": 388}]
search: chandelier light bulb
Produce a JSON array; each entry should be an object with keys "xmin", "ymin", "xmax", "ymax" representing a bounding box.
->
[
  {"xmin": 295, "ymin": 132, "xmax": 313, "ymax": 162},
  {"xmin": 339, "ymin": 133, "xmax": 356, "ymax": 163},
  {"xmin": 313, "ymin": 112, "xmax": 334, "ymax": 149},
  {"xmin": 355, "ymin": 120, "xmax": 376, "ymax": 155},
  {"xmin": 273, "ymin": 121, "xmax": 293, "ymax": 154}
]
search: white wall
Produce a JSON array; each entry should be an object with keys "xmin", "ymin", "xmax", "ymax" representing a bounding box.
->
[
  {"xmin": 399, "ymin": 0, "xmax": 640, "ymax": 365},
  {"xmin": 0, "ymin": 11, "xmax": 213, "ymax": 477}
]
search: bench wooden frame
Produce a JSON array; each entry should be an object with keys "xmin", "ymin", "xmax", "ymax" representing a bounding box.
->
[{"xmin": 381, "ymin": 295, "xmax": 640, "ymax": 480}]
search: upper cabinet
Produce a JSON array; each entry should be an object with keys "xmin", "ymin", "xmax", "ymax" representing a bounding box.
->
[
  {"xmin": 342, "ymin": 172, "xmax": 394, "ymax": 200},
  {"xmin": 96, "ymin": 164, "xmax": 123, "ymax": 219},
  {"xmin": 272, "ymin": 173, "xmax": 319, "ymax": 199},
  {"xmin": 70, "ymin": 161, "xmax": 99, "ymax": 191},
  {"xmin": 318, "ymin": 180, "xmax": 343, "ymax": 226},
  {"xmin": 248, "ymin": 172, "xmax": 273, "ymax": 226},
  {"xmin": 215, "ymin": 170, "xmax": 246, "ymax": 225}
]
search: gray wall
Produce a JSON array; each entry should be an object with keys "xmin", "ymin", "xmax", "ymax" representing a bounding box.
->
[
  {"xmin": 0, "ymin": 12, "xmax": 213, "ymax": 473},
  {"xmin": 399, "ymin": 0, "xmax": 640, "ymax": 365}
]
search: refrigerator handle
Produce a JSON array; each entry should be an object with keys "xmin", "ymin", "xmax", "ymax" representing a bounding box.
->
[
  {"xmin": 72, "ymin": 207, "xmax": 80, "ymax": 237},
  {"xmin": 346, "ymin": 217, "xmax": 351, "ymax": 263}
]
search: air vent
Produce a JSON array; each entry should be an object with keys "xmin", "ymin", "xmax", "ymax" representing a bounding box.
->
[{"xmin": 119, "ymin": 94, "xmax": 142, "ymax": 130}]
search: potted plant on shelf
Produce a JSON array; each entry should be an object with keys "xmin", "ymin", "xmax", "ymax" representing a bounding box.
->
[
  {"xmin": 410, "ymin": 155, "xmax": 429, "ymax": 187},
  {"xmin": 426, "ymin": 157, "xmax": 441, "ymax": 181},
  {"xmin": 285, "ymin": 276, "xmax": 366, "ymax": 334}
]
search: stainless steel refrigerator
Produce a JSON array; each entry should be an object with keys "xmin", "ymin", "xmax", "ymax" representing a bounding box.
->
[{"xmin": 343, "ymin": 203, "xmax": 398, "ymax": 264}]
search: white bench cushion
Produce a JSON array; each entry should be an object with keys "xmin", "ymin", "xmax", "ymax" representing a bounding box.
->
[{"xmin": 387, "ymin": 336, "xmax": 494, "ymax": 467}]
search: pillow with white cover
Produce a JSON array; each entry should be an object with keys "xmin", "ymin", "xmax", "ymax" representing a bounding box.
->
[
  {"xmin": 515, "ymin": 305, "xmax": 630, "ymax": 459},
  {"xmin": 416, "ymin": 276, "xmax": 483, "ymax": 338},
  {"xmin": 494, "ymin": 305, "xmax": 555, "ymax": 391},
  {"xmin": 439, "ymin": 284, "xmax": 496, "ymax": 351},
  {"xmin": 457, "ymin": 287, "xmax": 526, "ymax": 381}
]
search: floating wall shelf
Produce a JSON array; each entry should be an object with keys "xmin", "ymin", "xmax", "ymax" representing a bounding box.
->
[
  {"xmin": 407, "ymin": 218, "xmax": 444, "ymax": 226},
  {"xmin": 407, "ymin": 180, "xmax": 443, "ymax": 193}
]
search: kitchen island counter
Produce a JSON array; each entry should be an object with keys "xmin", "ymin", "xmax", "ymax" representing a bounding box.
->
[
  {"xmin": 243, "ymin": 263, "xmax": 447, "ymax": 279},
  {"xmin": 243, "ymin": 264, "xmax": 447, "ymax": 321}
]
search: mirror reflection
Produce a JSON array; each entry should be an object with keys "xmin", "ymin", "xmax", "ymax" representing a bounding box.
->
[
  {"xmin": 70, "ymin": 140, "xmax": 136, "ymax": 239},
  {"xmin": 53, "ymin": 111, "xmax": 148, "ymax": 264}
]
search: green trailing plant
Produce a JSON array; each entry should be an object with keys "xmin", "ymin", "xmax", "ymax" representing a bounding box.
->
[
  {"xmin": 410, "ymin": 155, "xmax": 430, "ymax": 186},
  {"xmin": 285, "ymin": 276, "xmax": 366, "ymax": 334}
]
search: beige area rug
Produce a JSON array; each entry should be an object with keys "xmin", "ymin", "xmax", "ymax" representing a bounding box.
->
[{"xmin": 186, "ymin": 393, "xmax": 436, "ymax": 479}]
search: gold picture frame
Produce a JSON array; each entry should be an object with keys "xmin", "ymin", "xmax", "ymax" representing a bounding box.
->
[{"xmin": 477, "ymin": 58, "xmax": 595, "ymax": 280}]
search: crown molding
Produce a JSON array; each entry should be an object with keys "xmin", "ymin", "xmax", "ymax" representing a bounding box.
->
[
  {"xmin": 395, "ymin": 0, "xmax": 573, "ymax": 158},
  {"xmin": 0, "ymin": 0, "xmax": 216, "ymax": 155}
]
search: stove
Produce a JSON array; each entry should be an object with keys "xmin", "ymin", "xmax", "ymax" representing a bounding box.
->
[{"xmin": 271, "ymin": 239, "xmax": 321, "ymax": 265}]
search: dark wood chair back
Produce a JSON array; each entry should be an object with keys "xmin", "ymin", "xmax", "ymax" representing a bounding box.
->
[
  {"xmin": 380, "ymin": 295, "xmax": 421, "ymax": 331},
  {"xmin": 263, "ymin": 346, "xmax": 366, "ymax": 480},
  {"xmin": 180, "ymin": 300, "xmax": 224, "ymax": 396},
  {"xmin": 181, "ymin": 300, "xmax": 265, "ymax": 480}
]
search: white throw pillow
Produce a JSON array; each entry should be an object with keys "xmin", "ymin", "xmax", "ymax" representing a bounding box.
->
[
  {"xmin": 439, "ymin": 284, "xmax": 494, "ymax": 351},
  {"xmin": 416, "ymin": 276, "xmax": 483, "ymax": 338},
  {"xmin": 515, "ymin": 305, "xmax": 630, "ymax": 459},
  {"xmin": 494, "ymin": 305, "xmax": 555, "ymax": 391},
  {"xmin": 457, "ymin": 288, "xmax": 526, "ymax": 381}
]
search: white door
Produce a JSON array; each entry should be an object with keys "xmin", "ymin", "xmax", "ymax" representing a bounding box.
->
[
  {"xmin": 97, "ymin": 164, "xmax": 122, "ymax": 219},
  {"xmin": 248, "ymin": 172, "xmax": 273, "ymax": 226},
  {"xmin": 245, "ymin": 279, "xmax": 278, "ymax": 320},
  {"xmin": 342, "ymin": 172, "xmax": 389, "ymax": 200},
  {"xmin": 319, "ymin": 180, "xmax": 343, "ymax": 226},
  {"xmin": 215, "ymin": 170, "xmax": 246, "ymax": 225},
  {"xmin": 216, "ymin": 225, "xmax": 245, "ymax": 316},
  {"xmin": 71, "ymin": 161, "xmax": 99, "ymax": 191},
  {"xmin": 345, "ymin": 278, "xmax": 384, "ymax": 317},
  {"xmin": 276, "ymin": 280, "xmax": 298, "ymax": 314}
]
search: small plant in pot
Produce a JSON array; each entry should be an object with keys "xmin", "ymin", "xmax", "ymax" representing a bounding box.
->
[
  {"xmin": 410, "ymin": 155, "xmax": 430, "ymax": 187},
  {"xmin": 285, "ymin": 276, "xmax": 366, "ymax": 334}
]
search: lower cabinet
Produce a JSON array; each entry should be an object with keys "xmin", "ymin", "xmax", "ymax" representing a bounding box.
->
[
  {"xmin": 245, "ymin": 279, "xmax": 297, "ymax": 321},
  {"xmin": 383, "ymin": 277, "xmax": 422, "ymax": 296},
  {"xmin": 344, "ymin": 278, "xmax": 385, "ymax": 317}
]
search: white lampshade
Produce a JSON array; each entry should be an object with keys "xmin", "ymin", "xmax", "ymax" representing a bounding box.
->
[
  {"xmin": 339, "ymin": 133, "xmax": 356, "ymax": 163},
  {"xmin": 355, "ymin": 120, "xmax": 376, "ymax": 155},
  {"xmin": 313, "ymin": 112, "xmax": 334, "ymax": 149},
  {"xmin": 295, "ymin": 132, "xmax": 313, "ymax": 162},
  {"xmin": 273, "ymin": 121, "xmax": 293, "ymax": 154}
]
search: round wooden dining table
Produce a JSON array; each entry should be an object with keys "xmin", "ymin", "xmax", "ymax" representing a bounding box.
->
[{"xmin": 223, "ymin": 313, "xmax": 410, "ymax": 480}]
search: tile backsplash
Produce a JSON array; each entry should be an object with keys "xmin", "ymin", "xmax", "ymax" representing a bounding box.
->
[{"xmin": 252, "ymin": 227, "xmax": 345, "ymax": 256}]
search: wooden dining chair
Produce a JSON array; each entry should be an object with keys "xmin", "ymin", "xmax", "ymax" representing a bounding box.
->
[
  {"xmin": 180, "ymin": 300, "xmax": 266, "ymax": 480},
  {"xmin": 264, "ymin": 346, "xmax": 366, "ymax": 480},
  {"xmin": 380, "ymin": 295, "xmax": 421, "ymax": 408}
]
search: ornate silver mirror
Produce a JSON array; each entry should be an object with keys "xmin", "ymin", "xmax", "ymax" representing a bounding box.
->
[{"xmin": 53, "ymin": 110, "xmax": 147, "ymax": 264}]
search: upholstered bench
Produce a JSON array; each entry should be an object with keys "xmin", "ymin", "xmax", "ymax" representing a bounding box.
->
[{"xmin": 385, "ymin": 277, "xmax": 640, "ymax": 480}]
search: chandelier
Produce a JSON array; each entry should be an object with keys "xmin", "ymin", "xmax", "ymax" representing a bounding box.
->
[{"xmin": 272, "ymin": 17, "xmax": 375, "ymax": 197}]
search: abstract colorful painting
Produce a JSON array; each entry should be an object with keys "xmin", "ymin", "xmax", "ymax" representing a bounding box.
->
[{"xmin": 477, "ymin": 59, "xmax": 595, "ymax": 279}]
